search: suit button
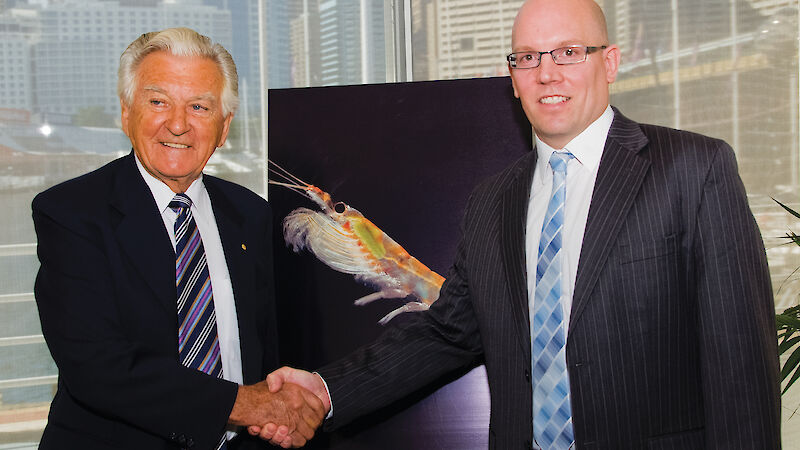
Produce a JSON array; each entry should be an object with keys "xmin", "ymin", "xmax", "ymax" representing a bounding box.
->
[
  {"xmin": 524, "ymin": 369, "xmax": 531, "ymax": 382},
  {"xmin": 185, "ymin": 437, "xmax": 195, "ymax": 448},
  {"xmin": 178, "ymin": 434, "xmax": 187, "ymax": 445},
  {"xmin": 169, "ymin": 432, "xmax": 178, "ymax": 441}
]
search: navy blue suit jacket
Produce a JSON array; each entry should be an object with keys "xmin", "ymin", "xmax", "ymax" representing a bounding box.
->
[
  {"xmin": 33, "ymin": 152, "xmax": 278, "ymax": 449},
  {"xmin": 318, "ymin": 109, "xmax": 781, "ymax": 449}
]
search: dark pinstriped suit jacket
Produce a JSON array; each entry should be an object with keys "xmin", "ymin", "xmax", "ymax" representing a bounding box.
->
[{"xmin": 317, "ymin": 109, "xmax": 781, "ymax": 449}]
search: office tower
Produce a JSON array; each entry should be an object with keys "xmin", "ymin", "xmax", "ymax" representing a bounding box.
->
[
  {"xmin": 29, "ymin": 0, "xmax": 232, "ymax": 121},
  {"xmin": 435, "ymin": 0, "xmax": 521, "ymax": 79},
  {"xmin": 297, "ymin": 0, "xmax": 386, "ymax": 86},
  {"xmin": 0, "ymin": 9, "xmax": 37, "ymax": 115},
  {"xmin": 410, "ymin": 0, "xmax": 436, "ymax": 81}
]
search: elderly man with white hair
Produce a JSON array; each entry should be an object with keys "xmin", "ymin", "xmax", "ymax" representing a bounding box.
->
[{"xmin": 33, "ymin": 28, "xmax": 323, "ymax": 450}]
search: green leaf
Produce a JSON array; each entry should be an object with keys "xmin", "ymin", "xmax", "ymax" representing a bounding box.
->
[
  {"xmin": 775, "ymin": 201, "xmax": 800, "ymax": 396},
  {"xmin": 777, "ymin": 314, "xmax": 800, "ymax": 329},
  {"xmin": 782, "ymin": 305, "xmax": 800, "ymax": 316},
  {"xmin": 781, "ymin": 345, "xmax": 800, "ymax": 377},
  {"xmin": 782, "ymin": 346, "xmax": 800, "ymax": 395},
  {"xmin": 779, "ymin": 329, "xmax": 798, "ymax": 342},
  {"xmin": 779, "ymin": 335, "xmax": 800, "ymax": 354},
  {"xmin": 774, "ymin": 198, "xmax": 800, "ymax": 220}
]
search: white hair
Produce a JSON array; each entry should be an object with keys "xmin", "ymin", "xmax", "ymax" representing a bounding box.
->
[{"xmin": 118, "ymin": 27, "xmax": 239, "ymax": 116}]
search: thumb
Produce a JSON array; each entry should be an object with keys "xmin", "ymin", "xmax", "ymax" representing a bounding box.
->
[{"xmin": 266, "ymin": 366, "xmax": 290, "ymax": 393}]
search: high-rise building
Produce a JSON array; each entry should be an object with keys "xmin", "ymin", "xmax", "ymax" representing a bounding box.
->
[
  {"xmin": 0, "ymin": 9, "xmax": 38, "ymax": 116},
  {"xmin": 28, "ymin": 0, "xmax": 232, "ymax": 120},
  {"xmin": 266, "ymin": 0, "xmax": 291, "ymax": 89},
  {"xmin": 289, "ymin": 0, "xmax": 316, "ymax": 87},
  {"xmin": 435, "ymin": 0, "xmax": 521, "ymax": 80},
  {"xmin": 411, "ymin": 0, "xmax": 437, "ymax": 81},
  {"xmin": 203, "ymin": 0, "xmax": 263, "ymax": 114},
  {"xmin": 299, "ymin": 0, "xmax": 385, "ymax": 86}
]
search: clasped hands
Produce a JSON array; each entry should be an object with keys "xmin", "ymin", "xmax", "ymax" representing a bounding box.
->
[{"xmin": 230, "ymin": 367, "xmax": 330, "ymax": 448}]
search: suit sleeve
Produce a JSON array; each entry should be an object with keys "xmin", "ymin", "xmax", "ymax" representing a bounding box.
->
[
  {"xmin": 317, "ymin": 192, "xmax": 486, "ymax": 430},
  {"xmin": 33, "ymin": 196, "xmax": 238, "ymax": 449},
  {"xmin": 693, "ymin": 142, "xmax": 781, "ymax": 448}
]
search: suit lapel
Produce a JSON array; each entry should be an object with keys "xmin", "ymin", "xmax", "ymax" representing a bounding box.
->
[
  {"xmin": 569, "ymin": 110, "xmax": 650, "ymax": 331},
  {"xmin": 204, "ymin": 177, "xmax": 260, "ymax": 382},
  {"xmin": 499, "ymin": 151, "xmax": 537, "ymax": 359},
  {"xmin": 110, "ymin": 153, "xmax": 176, "ymax": 317}
]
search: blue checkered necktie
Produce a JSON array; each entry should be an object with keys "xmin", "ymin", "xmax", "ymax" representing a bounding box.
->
[
  {"xmin": 531, "ymin": 151, "xmax": 575, "ymax": 449},
  {"xmin": 170, "ymin": 193, "xmax": 227, "ymax": 450}
]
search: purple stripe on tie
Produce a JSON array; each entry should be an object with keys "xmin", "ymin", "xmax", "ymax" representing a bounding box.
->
[
  {"xmin": 183, "ymin": 317, "xmax": 215, "ymax": 365},
  {"xmin": 172, "ymin": 193, "xmax": 223, "ymax": 380},
  {"xmin": 180, "ymin": 283, "xmax": 213, "ymax": 336},
  {"xmin": 183, "ymin": 228, "xmax": 202, "ymax": 260},
  {"xmin": 199, "ymin": 337, "xmax": 221, "ymax": 372},
  {"xmin": 179, "ymin": 253, "xmax": 206, "ymax": 295},
  {"xmin": 178, "ymin": 279, "xmax": 213, "ymax": 344},
  {"xmin": 177, "ymin": 229, "xmax": 203, "ymax": 281},
  {"xmin": 178, "ymin": 284, "xmax": 213, "ymax": 348}
]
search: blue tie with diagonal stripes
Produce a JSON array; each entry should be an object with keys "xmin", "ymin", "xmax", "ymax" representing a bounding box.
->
[
  {"xmin": 170, "ymin": 194, "xmax": 227, "ymax": 450},
  {"xmin": 531, "ymin": 152, "xmax": 575, "ymax": 449}
]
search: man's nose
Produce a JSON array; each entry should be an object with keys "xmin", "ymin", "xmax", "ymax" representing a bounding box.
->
[
  {"xmin": 166, "ymin": 107, "xmax": 189, "ymax": 136},
  {"xmin": 536, "ymin": 53, "xmax": 563, "ymax": 84}
]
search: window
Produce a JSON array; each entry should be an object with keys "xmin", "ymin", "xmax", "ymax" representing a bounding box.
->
[
  {"xmin": 0, "ymin": 0, "xmax": 796, "ymax": 446},
  {"xmin": 411, "ymin": 0, "xmax": 800, "ymax": 316},
  {"xmin": 0, "ymin": 1, "xmax": 273, "ymax": 446}
]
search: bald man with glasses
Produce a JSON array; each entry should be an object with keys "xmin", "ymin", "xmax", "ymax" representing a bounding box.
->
[{"xmin": 262, "ymin": 0, "xmax": 780, "ymax": 448}]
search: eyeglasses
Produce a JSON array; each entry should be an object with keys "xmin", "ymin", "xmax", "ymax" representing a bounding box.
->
[{"xmin": 507, "ymin": 45, "xmax": 607, "ymax": 69}]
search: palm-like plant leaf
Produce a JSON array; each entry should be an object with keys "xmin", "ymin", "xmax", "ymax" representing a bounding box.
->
[
  {"xmin": 775, "ymin": 198, "xmax": 800, "ymax": 220},
  {"xmin": 777, "ymin": 305, "xmax": 800, "ymax": 394},
  {"xmin": 774, "ymin": 198, "xmax": 800, "ymax": 395}
]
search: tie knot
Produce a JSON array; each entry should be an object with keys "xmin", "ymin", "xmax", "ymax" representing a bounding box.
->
[
  {"xmin": 169, "ymin": 193, "xmax": 192, "ymax": 214},
  {"xmin": 549, "ymin": 151, "xmax": 574, "ymax": 174}
]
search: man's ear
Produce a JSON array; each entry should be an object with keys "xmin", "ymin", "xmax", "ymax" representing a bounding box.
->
[
  {"xmin": 603, "ymin": 44, "xmax": 621, "ymax": 84},
  {"xmin": 120, "ymin": 98, "xmax": 130, "ymax": 136},
  {"xmin": 216, "ymin": 113, "xmax": 234, "ymax": 148}
]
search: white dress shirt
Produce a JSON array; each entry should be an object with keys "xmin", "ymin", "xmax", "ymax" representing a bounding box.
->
[
  {"xmin": 135, "ymin": 156, "xmax": 244, "ymax": 386},
  {"xmin": 525, "ymin": 105, "xmax": 614, "ymax": 333}
]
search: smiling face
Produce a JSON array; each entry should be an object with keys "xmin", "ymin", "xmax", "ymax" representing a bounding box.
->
[
  {"xmin": 121, "ymin": 51, "xmax": 233, "ymax": 193},
  {"xmin": 509, "ymin": 0, "xmax": 619, "ymax": 149}
]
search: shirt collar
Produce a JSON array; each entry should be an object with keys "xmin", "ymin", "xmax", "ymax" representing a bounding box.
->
[
  {"xmin": 134, "ymin": 153, "xmax": 205, "ymax": 213},
  {"xmin": 534, "ymin": 105, "xmax": 614, "ymax": 172}
]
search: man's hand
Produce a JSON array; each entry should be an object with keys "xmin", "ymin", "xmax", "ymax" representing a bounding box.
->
[
  {"xmin": 228, "ymin": 380, "xmax": 324, "ymax": 448},
  {"xmin": 248, "ymin": 367, "xmax": 332, "ymax": 447}
]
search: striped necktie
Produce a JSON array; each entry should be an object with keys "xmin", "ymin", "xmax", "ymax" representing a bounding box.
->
[
  {"xmin": 170, "ymin": 194, "xmax": 227, "ymax": 450},
  {"xmin": 531, "ymin": 151, "xmax": 575, "ymax": 449}
]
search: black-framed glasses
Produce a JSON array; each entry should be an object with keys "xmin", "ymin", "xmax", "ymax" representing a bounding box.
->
[{"xmin": 507, "ymin": 45, "xmax": 607, "ymax": 69}]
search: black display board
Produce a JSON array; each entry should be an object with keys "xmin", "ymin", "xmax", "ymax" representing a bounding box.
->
[{"xmin": 268, "ymin": 76, "xmax": 531, "ymax": 449}]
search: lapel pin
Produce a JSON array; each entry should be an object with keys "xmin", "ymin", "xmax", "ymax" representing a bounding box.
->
[{"xmin": 241, "ymin": 243, "xmax": 247, "ymax": 251}]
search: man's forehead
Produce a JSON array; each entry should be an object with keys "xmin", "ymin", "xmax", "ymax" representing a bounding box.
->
[
  {"xmin": 511, "ymin": 0, "xmax": 606, "ymax": 48},
  {"xmin": 133, "ymin": 52, "xmax": 223, "ymax": 98},
  {"xmin": 512, "ymin": 40, "xmax": 588, "ymax": 52},
  {"xmin": 137, "ymin": 51, "xmax": 223, "ymax": 78},
  {"xmin": 512, "ymin": 24, "xmax": 595, "ymax": 51}
]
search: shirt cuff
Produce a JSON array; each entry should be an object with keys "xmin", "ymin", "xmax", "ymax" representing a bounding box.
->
[{"xmin": 313, "ymin": 372, "xmax": 334, "ymax": 420}]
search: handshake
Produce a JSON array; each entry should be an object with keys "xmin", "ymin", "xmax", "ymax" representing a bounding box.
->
[{"xmin": 230, "ymin": 367, "xmax": 328, "ymax": 448}]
